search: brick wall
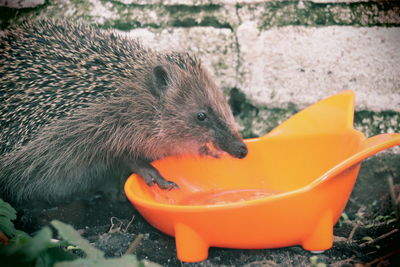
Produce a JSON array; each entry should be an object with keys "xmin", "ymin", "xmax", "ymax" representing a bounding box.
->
[{"xmin": 1, "ymin": 0, "xmax": 399, "ymax": 137}]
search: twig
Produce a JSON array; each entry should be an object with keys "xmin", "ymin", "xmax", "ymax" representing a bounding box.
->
[
  {"xmin": 123, "ymin": 215, "xmax": 135, "ymax": 232},
  {"xmin": 330, "ymin": 257, "xmax": 355, "ymax": 267},
  {"xmin": 387, "ymin": 174, "xmax": 400, "ymax": 222},
  {"xmin": 348, "ymin": 224, "xmax": 359, "ymax": 241},
  {"xmin": 349, "ymin": 198, "xmax": 366, "ymax": 209},
  {"xmin": 364, "ymin": 249, "xmax": 400, "ymax": 266},
  {"xmin": 342, "ymin": 219, "xmax": 358, "ymax": 227},
  {"xmin": 364, "ymin": 221, "xmax": 393, "ymax": 228},
  {"xmin": 124, "ymin": 233, "xmax": 144, "ymax": 255},
  {"xmin": 359, "ymin": 229, "xmax": 399, "ymax": 247},
  {"xmin": 108, "ymin": 216, "xmax": 135, "ymax": 233},
  {"xmin": 243, "ymin": 260, "xmax": 280, "ymax": 267},
  {"xmin": 108, "ymin": 217, "xmax": 123, "ymax": 233},
  {"xmin": 333, "ymin": 236, "xmax": 348, "ymax": 243}
]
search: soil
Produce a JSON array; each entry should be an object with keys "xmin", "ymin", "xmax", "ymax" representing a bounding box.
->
[{"xmin": 14, "ymin": 153, "xmax": 400, "ymax": 267}]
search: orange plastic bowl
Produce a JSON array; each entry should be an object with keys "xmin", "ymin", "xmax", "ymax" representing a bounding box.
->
[{"xmin": 124, "ymin": 90, "xmax": 400, "ymax": 262}]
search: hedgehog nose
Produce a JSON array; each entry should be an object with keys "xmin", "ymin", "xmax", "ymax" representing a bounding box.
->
[{"xmin": 236, "ymin": 144, "xmax": 248, "ymax": 159}]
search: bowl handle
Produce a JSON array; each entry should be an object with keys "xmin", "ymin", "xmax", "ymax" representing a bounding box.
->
[
  {"xmin": 339, "ymin": 133, "xmax": 399, "ymax": 172},
  {"xmin": 361, "ymin": 133, "xmax": 400, "ymax": 151},
  {"xmin": 313, "ymin": 133, "xmax": 400, "ymax": 186},
  {"xmin": 340, "ymin": 133, "xmax": 400, "ymax": 173}
]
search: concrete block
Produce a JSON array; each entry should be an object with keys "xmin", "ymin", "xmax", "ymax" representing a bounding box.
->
[
  {"xmin": 238, "ymin": 1, "xmax": 400, "ymax": 28},
  {"xmin": 121, "ymin": 27, "xmax": 238, "ymax": 89},
  {"xmin": 237, "ymin": 23, "xmax": 400, "ymax": 111},
  {"xmin": 0, "ymin": 0, "xmax": 44, "ymax": 8}
]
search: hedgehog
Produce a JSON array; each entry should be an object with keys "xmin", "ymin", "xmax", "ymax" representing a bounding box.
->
[{"xmin": 0, "ymin": 20, "xmax": 248, "ymax": 203}]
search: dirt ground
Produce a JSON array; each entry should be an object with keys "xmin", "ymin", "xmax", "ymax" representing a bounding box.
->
[{"xmin": 15, "ymin": 153, "xmax": 400, "ymax": 267}]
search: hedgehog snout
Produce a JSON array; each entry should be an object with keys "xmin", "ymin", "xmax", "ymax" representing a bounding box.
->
[
  {"xmin": 214, "ymin": 133, "xmax": 248, "ymax": 159},
  {"xmin": 236, "ymin": 143, "xmax": 248, "ymax": 158},
  {"xmin": 229, "ymin": 140, "xmax": 248, "ymax": 159}
]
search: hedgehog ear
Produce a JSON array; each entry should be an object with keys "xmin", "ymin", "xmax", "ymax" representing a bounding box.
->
[{"xmin": 151, "ymin": 65, "xmax": 171, "ymax": 97}]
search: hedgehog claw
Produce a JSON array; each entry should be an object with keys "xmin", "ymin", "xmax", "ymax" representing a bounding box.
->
[
  {"xmin": 136, "ymin": 162, "xmax": 179, "ymax": 190},
  {"xmin": 154, "ymin": 177, "xmax": 179, "ymax": 190}
]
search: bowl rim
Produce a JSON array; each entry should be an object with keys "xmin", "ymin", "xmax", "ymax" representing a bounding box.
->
[{"xmin": 124, "ymin": 131, "xmax": 370, "ymax": 212}]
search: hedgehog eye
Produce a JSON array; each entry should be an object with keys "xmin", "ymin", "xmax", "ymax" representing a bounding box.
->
[{"xmin": 196, "ymin": 112, "xmax": 207, "ymax": 122}]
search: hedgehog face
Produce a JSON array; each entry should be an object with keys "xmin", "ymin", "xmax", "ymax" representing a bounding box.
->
[{"xmin": 151, "ymin": 62, "xmax": 247, "ymax": 160}]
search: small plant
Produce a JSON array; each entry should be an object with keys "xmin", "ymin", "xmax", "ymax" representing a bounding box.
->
[
  {"xmin": 309, "ymin": 255, "xmax": 327, "ymax": 267},
  {"xmin": 0, "ymin": 199, "xmax": 149, "ymax": 267},
  {"xmin": 0, "ymin": 198, "xmax": 17, "ymax": 242}
]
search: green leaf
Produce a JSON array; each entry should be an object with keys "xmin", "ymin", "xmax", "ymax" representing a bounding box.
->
[
  {"xmin": 51, "ymin": 220, "xmax": 104, "ymax": 259},
  {"xmin": 22, "ymin": 227, "xmax": 53, "ymax": 261},
  {"xmin": 55, "ymin": 255, "xmax": 140, "ymax": 267},
  {"xmin": 0, "ymin": 226, "xmax": 52, "ymax": 263},
  {"xmin": 0, "ymin": 198, "xmax": 17, "ymax": 237},
  {"xmin": 36, "ymin": 247, "xmax": 79, "ymax": 267},
  {"xmin": 362, "ymin": 236, "xmax": 373, "ymax": 242},
  {"xmin": 9, "ymin": 230, "xmax": 32, "ymax": 246},
  {"xmin": 55, "ymin": 258, "xmax": 96, "ymax": 267},
  {"xmin": 0, "ymin": 216, "xmax": 17, "ymax": 237},
  {"xmin": 310, "ymin": 255, "xmax": 318, "ymax": 265},
  {"xmin": 0, "ymin": 199, "xmax": 17, "ymax": 220}
]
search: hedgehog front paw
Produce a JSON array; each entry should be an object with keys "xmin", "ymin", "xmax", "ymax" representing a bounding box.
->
[{"xmin": 136, "ymin": 164, "xmax": 179, "ymax": 190}]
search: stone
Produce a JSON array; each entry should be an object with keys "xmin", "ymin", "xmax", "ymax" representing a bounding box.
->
[{"xmin": 0, "ymin": 0, "xmax": 44, "ymax": 8}]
